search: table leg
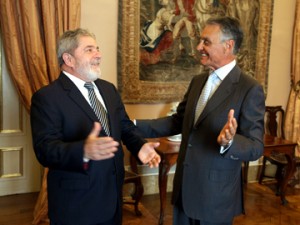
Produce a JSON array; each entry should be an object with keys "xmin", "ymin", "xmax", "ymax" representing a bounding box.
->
[
  {"xmin": 158, "ymin": 154, "xmax": 178, "ymax": 225},
  {"xmin": 279, "ymin": 153, "xmax": 296, "ymax": 205},
  {"xmin": 158, "ymin": 157, "xmax": 172, "ymax": 225}
]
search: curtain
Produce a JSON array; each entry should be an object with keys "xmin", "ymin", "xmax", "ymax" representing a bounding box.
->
[
  {"xmin": 284, "ymin": 0, "xmax": 300, "ymax": 187},
  {"xmin": 0, "ymin": 1, "xmax": 81, "ymax": 224},
  {"xmin": 0, "ymin": 0, "xmax": 80, "ymax": 112}
]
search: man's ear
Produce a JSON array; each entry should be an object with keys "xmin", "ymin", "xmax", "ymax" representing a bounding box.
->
[
  {"xmin": 226, "ymin": 39, "xmax": 235, "ymax": 50},
  {"xmin": 62, "ymin": 53, "xmax": 73, "ymax": 67}
]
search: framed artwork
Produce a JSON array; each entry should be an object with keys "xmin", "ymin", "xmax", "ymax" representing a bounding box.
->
[{"xmin": 118, "ymin": 0, "xmax": 274, "ymax": 103}]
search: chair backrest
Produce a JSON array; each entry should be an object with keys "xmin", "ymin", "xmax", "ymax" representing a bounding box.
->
[{"xmin": 264, "ymin": 106, "xmax": 285, "ymax": 138}]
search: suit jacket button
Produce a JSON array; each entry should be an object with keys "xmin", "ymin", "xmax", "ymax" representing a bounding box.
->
[{"xmin": 230, "ymin": 155, "xmax": 239, "ymax": 160}]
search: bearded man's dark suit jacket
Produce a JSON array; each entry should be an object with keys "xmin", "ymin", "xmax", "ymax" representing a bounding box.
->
[
  {"xmin": 30, "ymin": 73, "xmax": 146, "ymax": 225},
  {"xmin": 137, "ymin": 65, "xmax": 265, "ymax": 223}
]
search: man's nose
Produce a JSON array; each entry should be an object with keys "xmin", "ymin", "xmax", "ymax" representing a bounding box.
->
[
  {"xmin": 94, "ymin": 49, "xmax": 102, "ymax": 58},
  {"xmin": 196, "ymin": 41, "xmax": 203, "ymax": 51}
]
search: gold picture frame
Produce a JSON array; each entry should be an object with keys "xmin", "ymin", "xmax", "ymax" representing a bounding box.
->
[{"xmin": 118, "ymin": 0, "xmax": 274, "ymax": 103}]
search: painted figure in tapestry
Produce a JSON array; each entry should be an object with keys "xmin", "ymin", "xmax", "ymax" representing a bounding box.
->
[{"xmin": 139, "ymin": 0, "xmax": 260, "ymax": 82}]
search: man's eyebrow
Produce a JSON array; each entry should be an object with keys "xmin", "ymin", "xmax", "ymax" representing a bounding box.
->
[
  {"xmin": 83, "ymin": 45, "xmax": 100, "ymax": 51},
  {"xmin": 200, "ymin": 37, "xmax": 210, "ymax": 42},
  {"xmin": 84, "ymin": 45, "xmax": 97, "ymax": 49}
]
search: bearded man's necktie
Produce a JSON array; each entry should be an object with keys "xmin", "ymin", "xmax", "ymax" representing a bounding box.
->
[{"xmin": 84, "ymin": 82, "xmax": 110, "ymax": 135}]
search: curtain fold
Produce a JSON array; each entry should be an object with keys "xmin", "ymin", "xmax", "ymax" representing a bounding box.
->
[
  {"xmin": 0, "ymin": 0, "xmax": 80, "ymax": 112},
  {"xmin": 0, "ymin": 1, "xmax": 81, "ymax": 224},
  {"xmin": 284, "ymin": 0, "xmax": 300, "ymax": 186},
  {"xmin": 285, "ymin": 0, "xmax": 300, "ymax": 151}
]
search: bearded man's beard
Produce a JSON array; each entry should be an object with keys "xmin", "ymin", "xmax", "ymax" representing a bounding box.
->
[
  {"xmin": 77, "ymin": 64, "xmax": 101, "ymax": 81},
  {"xmin": 86, "ymin": 67, "xmax": 101, "ymax": 81}
]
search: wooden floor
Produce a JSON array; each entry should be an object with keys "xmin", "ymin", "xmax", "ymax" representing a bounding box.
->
[
  {"xmin": 1, "ymin": 182, "xmax": 300, "ymax": 225},
  {"xmin": 142, "ymin": 181, "xmax": 300, "ymax": 225}
]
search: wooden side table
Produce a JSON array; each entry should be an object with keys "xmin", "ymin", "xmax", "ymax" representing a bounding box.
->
[{"xmin": 154, "ymin": 138, "xmax": 180, "ymax": 225}]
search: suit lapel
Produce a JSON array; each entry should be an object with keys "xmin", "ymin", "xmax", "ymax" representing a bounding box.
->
[
  {"xmin": 58, "ymin": 73, "xmax": 100, "ymax": 123},
  {"xmin": 184, "ymin": 74, "xmax": 208, "ymax": 130},
  {"xmin": 191, "ymin": 74, "xmax": 208, "ymax": 116},
  {"xmin": 194, "ymin": 65, "xmax": 241, "ymax": 126}
]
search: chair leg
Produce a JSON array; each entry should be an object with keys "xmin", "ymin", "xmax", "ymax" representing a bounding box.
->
[
  {"xmin": 259, "ymin": 157, "xmax": 267, "ymax": 184},
  {"xmin": 131, "ymin": 179, "xmax": 144, "ymax": 216},
  {"xmin": 243, "ymin": 161, "xmax": 249, "ymax": 184},
  {"xmin": 274, "ymin": 165, "xmax": 286, "ymax": 196}
]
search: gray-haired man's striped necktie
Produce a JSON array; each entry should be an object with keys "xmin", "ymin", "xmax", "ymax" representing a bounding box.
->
[
  {"xmin": 194, "ymin": 72, "xmax": 218, "ymax": 124},
  {"xmin": 84, "ymin": 82, "xmax": 110, "ymax": 135}
]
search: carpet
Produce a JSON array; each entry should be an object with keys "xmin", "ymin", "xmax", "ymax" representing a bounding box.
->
[{"xmin": 123, "ymin": 203, "xmax": 158, "ymax": 225}]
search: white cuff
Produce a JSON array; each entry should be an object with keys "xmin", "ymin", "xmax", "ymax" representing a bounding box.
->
[
  {"xmin": 83, "ymin": 157, "xmax": 90, "ymax": 162},
  {"xmin": 220, "ymin": 139, "xmax": 233, "ymax": 154}
]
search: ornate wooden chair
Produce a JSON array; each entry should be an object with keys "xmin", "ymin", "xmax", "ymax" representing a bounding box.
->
[
  {"xmin": 123, "ymin": 153, "xmax": 144, "ymax": 216},
  {"xmin": 258, "ymin": 106, "xmax": 300, "ymax": 194},
  {"xmin": 243, "ymin": 106, "xmax": 284, "ymax": 184}
]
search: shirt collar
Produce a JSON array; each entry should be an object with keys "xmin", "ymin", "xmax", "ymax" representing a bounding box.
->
[
  {"xmin": 62, "ymin": 71, "xmax": 95, "ymax": 88},
  {"xmin": 213, "ymin": 60, "xmax": 236, "ymax": 81}
]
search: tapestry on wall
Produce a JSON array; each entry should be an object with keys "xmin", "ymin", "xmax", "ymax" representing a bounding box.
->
[{"xmin": 117, "ymin": 0, "xmax": 274, "ymax": 103}]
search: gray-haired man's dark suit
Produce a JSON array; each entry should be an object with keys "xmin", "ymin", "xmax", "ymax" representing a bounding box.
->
[{"xmin": 137, "ymin": 65, "xmax": 265, "ymax": 223}]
